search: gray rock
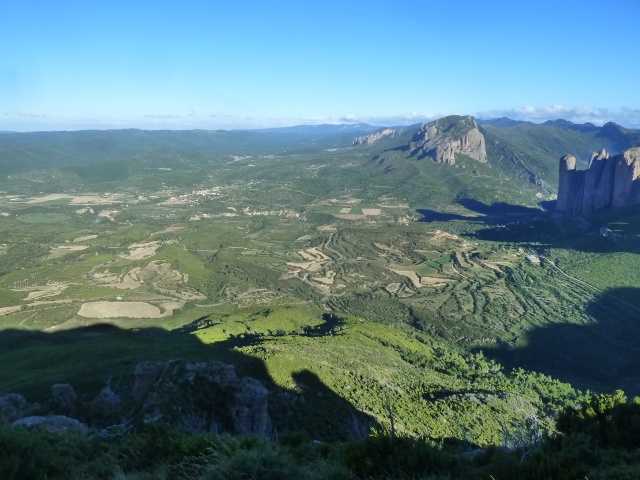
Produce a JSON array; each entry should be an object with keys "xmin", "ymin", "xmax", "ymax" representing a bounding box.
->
[
  {"xmin": 231, "ymin": 377, "xmax": 270, "ymax": 435},
  {"xmin": 353, "ymin": 128, "xmax": 396, "ymax": 145},
  {"xmin": 589, "ymin": 147, "xmax": 609, "ymax": 166},
  {"xmin": 14, "ymin": 415, "xmax": 89, "ymax": 434},
  {"xmin": 0, "ymin": 393, "xmax": 28, "ymax": 423},
  {"xmin": 94, "ymin": 385, "xmax": 121, "ymax": 407},
  {"xmin": 133, "ymin": 360, "xmax": 271, "ymax": 435},
  {"xmin": 409, "ymin": 115, "xmax": 487, "ymax": 165},
  {"xmin": 132, "ymin": 361, "xmax": 168, "ymax": 401},
  {"xmin": 51, "ymin": 383, "xmax": 77, "ymax": 414},
  {"xmin": 612, "ymin": 148, "xmax": 640, "ymax": 208},
  {"xmin": 556, "ymin": 155, "xmax": 578, "ymax": 212},
  {"xmin": 557, "ymin": 147, "xmax": 640, "ymax": 214}
]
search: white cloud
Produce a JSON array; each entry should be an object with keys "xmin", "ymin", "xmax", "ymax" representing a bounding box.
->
[{"xmin": 477, "ymin": 105, "xmax": 640, "ymax": 129}]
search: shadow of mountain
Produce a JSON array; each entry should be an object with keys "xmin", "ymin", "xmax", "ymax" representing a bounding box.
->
[
  {"xmin": 0, "ymin": 317, "xmax": 376, "ymax": 440},
  {"xmin": 457, "ymin": 199, "xmax": 544, "ymax": 216},
  {"xmin": 472, "ymin": 206, "xmax": 640, "ymax": 255},
  {"xmin": 416, "ymin": 198, "xmax": 544, "ymax": 235},
  {"xmin": 418, "ymin": 198, "xmax": 640, "ymax": 255},
  {"xmin": 417, "ymin": 198, "xmax": 544, "ymax": 225},
  {"xmin": 479, "ymin": 287, "xmax": 640, "ymax": 396}
]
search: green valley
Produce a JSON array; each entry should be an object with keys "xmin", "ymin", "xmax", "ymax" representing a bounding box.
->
[{"xmin": 1, "ymin": 117, "xmax": 640, "ymax": 478}]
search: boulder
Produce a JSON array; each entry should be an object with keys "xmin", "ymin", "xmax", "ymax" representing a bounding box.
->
[
  {"xmin": 0, "ymin": 393, "xmax": 28, "ymax": 423},
  {"xmin": 51, "ymin": 383, "xmax": 77, "ymax": 414},
  {"xmin": 14, "ymin": 415, "xmax": 89, "ymax": 434}
]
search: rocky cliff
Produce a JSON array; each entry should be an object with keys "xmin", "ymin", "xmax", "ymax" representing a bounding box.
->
[
  {"xmin": 352, "ymin": 128, "xmax": 397, "ymax": 145},
  {"xmin": 557, "ymin": 147, "xmax": 640, "ymax": 213},
  {"xmin": 2, "ymin": 360, "xmax": 270, "ymax": 437},
  {"xmin": 409, "ymin": 115, "xmax": 487, "ymax": 164},
  {"xmin": 133, "ymin": 360, "xmax": 271, "ymax": 435}
]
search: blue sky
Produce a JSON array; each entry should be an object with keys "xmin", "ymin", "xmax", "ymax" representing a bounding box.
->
[{"xmin": 2, "ymin": 0, "xmax": 640, "ymax": 131}]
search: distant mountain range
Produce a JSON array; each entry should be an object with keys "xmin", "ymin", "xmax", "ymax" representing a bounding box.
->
[
  {"xmin": 245, "ymin": 123, "xmax": 378, "ymax": 136},
  {"xmin": 1, "ymin": 117, "xmax": 639, "ymax": 200}
]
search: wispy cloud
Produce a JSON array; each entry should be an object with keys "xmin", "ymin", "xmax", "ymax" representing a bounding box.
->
[
  {"xmin": 144, "ymin": 114, "xmax": 182, "ymax": 120},
  {"xmin": 7, "ymin": 111, "xmax": 49, "ymax": 118},
  {"xmin": 336, "ymin": 112, "xmax": 440, "ymax": 126},
  {"xmin": 477, "ymin": 105, "xmax": 640, "ymax": 128}
]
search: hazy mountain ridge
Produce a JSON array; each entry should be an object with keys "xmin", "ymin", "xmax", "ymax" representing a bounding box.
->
[
  {"xmin": 0, "ymin": 127, "xmax": 375, "ymax": 175},
  {"xmin": 2, "ymin": 116, "xmax": 638, "ymax": 176}
]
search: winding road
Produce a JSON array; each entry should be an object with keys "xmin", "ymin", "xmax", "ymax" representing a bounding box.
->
[{"xmin": 323, "ymin": 231, "xmax": 344, "ymax": 261}]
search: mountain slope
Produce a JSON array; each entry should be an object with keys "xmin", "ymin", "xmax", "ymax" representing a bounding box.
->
[
  {"xmin": 0, "ymin": 126, "xmax": 380, "ymax": 175},
  {"xmin": 356, "ymin": 117, "xmax": 640, "ymax": 211}
]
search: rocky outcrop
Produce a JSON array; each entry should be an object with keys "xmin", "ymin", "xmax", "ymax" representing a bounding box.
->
[
  {"xmin": 133, "ymin": 360, "xmax": 270, "ymax": 435},
  {"xmin": 409, "ymin": 115, "xmax": 487, "ymax": 164},
  {"xmin": 133, "ymin": 361, "xmax": 169, "ymax": 401},
  {"xmin": 0, "ymin": 360, "xmax": 270, "ymax": 437},
  {"xmin": 557, "ymin": 147, "xmax": 640, "ymax": 213},
  {"xmin": 352, "ymin": 128, "xmax": 396, "ymax": 145}
]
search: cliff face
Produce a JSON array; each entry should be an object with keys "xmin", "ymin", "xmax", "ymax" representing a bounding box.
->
[
  {"xmin": 352, "ymin": 128, "xmax": 397, "ymax": 145},
  {"xmin": 557, "ymin": 147, "xmax": 640, "ymax": 213},
  {"xmin": 133, "ymin": 360, "xmax": 271, "ymax": 435},
  {"xmin": 409, "ymin": 115, "xmax": 487, "ymax": 164}
]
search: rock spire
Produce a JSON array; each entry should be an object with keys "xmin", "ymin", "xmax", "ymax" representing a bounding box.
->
[{"xmin": 556, "ymin": 147, "xmax": 640, "ymax": 213}]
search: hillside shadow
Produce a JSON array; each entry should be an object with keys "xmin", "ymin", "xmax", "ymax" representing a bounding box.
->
[
  {"xmin": 479, "ymin": 287, "xmax": 640, "ymax": 396},
  {"xmin": 418, "ymin": 198, "xmax": 640, "ymax": 255},
  {"xmin": 417, "ymin": 198, "xmax": 544, "ymax": 224},
  {"xmin": 418, "ymin": 198, "xmax": 544, "ymax": 223},
  {"xmin": 0, "ymin": 314, "xmax": 375, "ymax": 440}
]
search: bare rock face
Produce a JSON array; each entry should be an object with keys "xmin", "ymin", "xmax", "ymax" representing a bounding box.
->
[
  {"xmin": 133, "ymin": 360, "xmax": 270, "ymax": 435},
  {"xmin": 409, "ymin": 115, "xmax": 487, "ymax": 164},
  {"xmin": 589, "ymin": 147, "xmax": 609, "ymax": 165},
  {"xmin": 557, "ymin": 147, "xmax": 640, "ymax": 213},
  {"xmin": 612, "ymin": 148, "xmax": 640, "ymax": 208},
  {"xmin": 556, "ymin": 155, "xmax": 578, "ymax": 212},
  {"xmin": 352, "ymin": 128, "xmax": 396, "ymax": 145},
  {"xmin": 231, "ymin": 377, "xmax": 269, "ymax": 435},
  {"xmin": 133, "ymin": 361, "xmax": 169, "ymax": 401}
]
